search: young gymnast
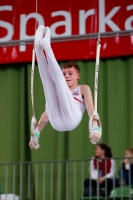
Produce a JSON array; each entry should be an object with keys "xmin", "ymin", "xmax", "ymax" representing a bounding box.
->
[{"xmin": 29, "ymin": 25, "xmax": 102, "ymax": 149}]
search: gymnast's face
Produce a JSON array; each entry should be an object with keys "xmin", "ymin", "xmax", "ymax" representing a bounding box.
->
[{"xmin": 62, "ymin": 66, "xmax": 80, "ymax": 87}]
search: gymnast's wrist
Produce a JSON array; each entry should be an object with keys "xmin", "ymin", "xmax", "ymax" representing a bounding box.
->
[{"xmin": 34, "ymin": 129, "xmax": 40, "ymax": 139}]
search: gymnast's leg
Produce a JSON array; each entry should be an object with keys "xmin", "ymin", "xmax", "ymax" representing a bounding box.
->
[
  {"xmin": 34, "ymin": 25, "xmax": 60, "ymax": 120},
  {"xmin": 40, "ymin": 27, "xmax": 77, "ymax": 119}
]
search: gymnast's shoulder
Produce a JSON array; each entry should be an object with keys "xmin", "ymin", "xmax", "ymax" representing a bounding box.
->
[{"xmin": 80, "ymin": 84, "xmax": 92, "ymax": 96}]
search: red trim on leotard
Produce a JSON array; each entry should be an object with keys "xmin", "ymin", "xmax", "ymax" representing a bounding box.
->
[{"xmin": 74, "ymin": 97, "xmax": 85, "ymax": 105}]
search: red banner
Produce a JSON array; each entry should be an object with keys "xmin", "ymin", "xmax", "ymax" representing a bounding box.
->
[{"xmin": 0, "ymin": 0, "xmax": 133, "ymax": 64}]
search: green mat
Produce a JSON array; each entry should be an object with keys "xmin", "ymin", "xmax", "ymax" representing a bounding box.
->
[{"xmin": 108, "ymin": 186, "xmax": 133, "ymax": 199}]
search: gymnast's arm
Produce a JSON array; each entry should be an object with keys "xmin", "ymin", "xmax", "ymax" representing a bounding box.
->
[
  {"xmin": 81, "ymin": 85, "xmax": 97, "ymax": 123},
  {"xmin": 81, "ymin": 85, "xmax": 101, "ymax": 143},
  {"xmin": 35, "ymin": 111, "xmax": 49, "ymax": 132}
]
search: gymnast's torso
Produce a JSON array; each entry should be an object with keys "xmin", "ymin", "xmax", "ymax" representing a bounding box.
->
[{"xmin": 72, "ymin": 85, "xmax": 86, "ymax": 116}]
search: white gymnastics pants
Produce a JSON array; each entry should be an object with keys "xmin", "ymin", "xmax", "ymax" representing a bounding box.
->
[{"xmin": 35, "ymin": 42, "xmax": 82, "ymax": 131}]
